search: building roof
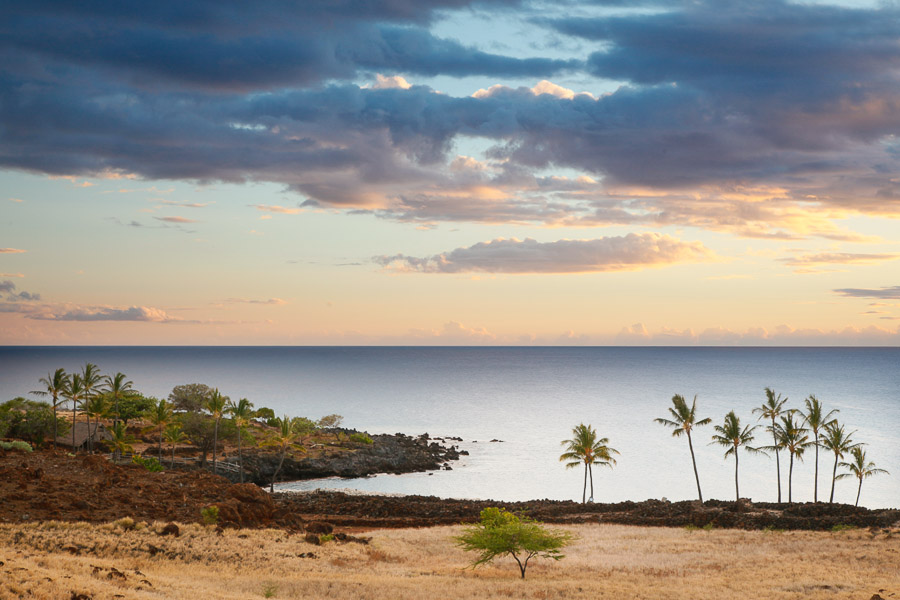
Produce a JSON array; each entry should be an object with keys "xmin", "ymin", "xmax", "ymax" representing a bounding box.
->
[{"xmin": 55, "ymin": 422, "xmax": 111, "ymax": 448}]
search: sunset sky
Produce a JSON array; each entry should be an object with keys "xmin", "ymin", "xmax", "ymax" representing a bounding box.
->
[{"xmin": 2, "ymin": 0, "xmax": 900, "ymax": 345}]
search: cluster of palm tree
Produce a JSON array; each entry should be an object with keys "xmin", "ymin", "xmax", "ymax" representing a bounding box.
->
[
  {"xmin": 654, "ymin": 389, "xmax": 888, "ymax": 506},
  {"xmin": 32, "ymin": 363, "xmax": 138, "ymax": 454},
  {"xmin": 559, "ymin": 423, "xmax": 618, "ymax": 504}
]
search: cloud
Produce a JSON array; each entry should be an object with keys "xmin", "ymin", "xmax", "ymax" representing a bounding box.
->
[
  {"xmin": 0, "ymin": 248, "xmax": 26, "ymax": 254},
  {"xmin": 225, "ymin": 297, "xmax": 287, "ymax": 305},
  {"xmin": 377, "ymin": 233, "xmax": 715, "ymax": 274},
  {"xmin": 8, "ymin": 197, "xmax": 22, "ymax": 202},
  {"xmin": 251, "ymin": 204, "xmax": 302, "ymax": 215},
  {"xmin": 157, "ymin": 200, "xmax": 212, "ymax": 208},
  {"xmin": 834, "ymin": 286, "xmax": 900, "ymax": 300},
  {"xmin": 0, "ymin": 279, "xmax": 41, "ymax": 301},
  {"xmin": 26, "ymin": 305, "xmax": 180, "ymax": 322},
  {"xmin": 782, "ymin": 252, "xmax": 900, "ymax": 267},
  {"xmin": 0, "ymin": 272, "xmax": 24, "ymax": 278},
  {"xmin": 154, "ymin": 216, "xmax": 199, "ymax": 224}
]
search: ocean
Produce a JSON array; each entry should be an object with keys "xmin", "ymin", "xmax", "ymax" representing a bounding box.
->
[{"xmin": 1, "ymin": 346, "xmax": 897, "ymax": 508}]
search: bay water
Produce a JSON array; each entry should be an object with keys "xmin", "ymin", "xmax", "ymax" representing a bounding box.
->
[{"xmin": 1, "ymin": 346, "xmax": 897, "ymax": 508}]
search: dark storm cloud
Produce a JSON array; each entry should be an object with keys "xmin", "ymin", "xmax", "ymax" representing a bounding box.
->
[
  {"xmin": 1, "ymin": 0, "xmax": 572, "ymax": 91},
  {"xmin": 2, "ymin": 0, "xmax": 900, "ymax": 235}
]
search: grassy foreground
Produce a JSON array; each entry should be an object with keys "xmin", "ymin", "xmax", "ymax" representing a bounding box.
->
[{"xmin": 1, "ymin": 521, "xmax": 897, "ymax": 599}]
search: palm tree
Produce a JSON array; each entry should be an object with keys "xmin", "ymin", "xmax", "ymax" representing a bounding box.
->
[
  {"xmin": 146, "ymin": 398, "xmax": 173, "ymax": 461},
  {"xmin": 820, "ymin": 422, "xmax": 858, "ymax": 504},
  {"xmin": 83, "ymin": 393, "xmax": 109, "ymax": 454},
  {"xmin": 31, "ymin": 368, "xmax": 69, "ymax": 446},
  {"xmin": 163, "ymin": 422, "xmax": 189, "ymax": 468},
  {"xmin": 262, "ymin": 415, "xmax": 304, "ymax": 492},
  {"xmin": 654, "ymin": 394, "xmax": 712, "ymax": 502},
  {"xmin": 64, "ymin": 374, "xmax": 85, "ymax": 452},
  {"xmin": 836, "ymin": 446, "xmax": 889, "ymax": 507},
  {"xmin": 752, "ymin": 387, "xmax": 789, "ymax": 503},
  {"xmin": 226, "ymin": 397, "xmax": 254, "ymax": 484},
  {"xmin": 109, "ymin": 421, "xmax": 134, "ymax": 461},
  {"xmin": 80, "ymin": 362, "xmax": 103, "ymax": 417},
  {"xmin": 772, "ymin": 413, "xmax": 813, "ymax": 503},
  {"xmin": 205, "ymin": 389, "xmax": 227, "ymax": 475},
  {"xmin": 102, "ymin": 372, "xmax": 134, "ymax": 427},
  {"xmin": 801, "ymin": 395, "xmax": 838, "ymax": 502},
  {"xmin": 559, "ymin": 423, "xmax": 619, "ymax": 504},
  {"xmin": 710, "ymin": 411, "xmax": 763, "ymax": 501}
]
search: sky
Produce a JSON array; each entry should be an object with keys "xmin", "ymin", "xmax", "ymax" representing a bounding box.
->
[{"xmin": 2, "ymin": 0, "xmax": 900, "ymax": 346}]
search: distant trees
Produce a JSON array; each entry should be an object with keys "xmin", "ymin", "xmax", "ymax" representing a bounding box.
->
[
  {"xmin": 263, "ymin": 415, "xmax": 305, "ymax": 492},
  {"xmin": 226, "ymin": 397, "xmax": 254, "ymax": 483},
  {"xmin": 64, "ymin": 374, "xmax": 85, "ymax": 450},
  {"xmin": 710, "ymin": 411, "xmax": 763, "ymax": 501},
  {"xmin": 163, "ymin": 422, "xmax": 189, "ymax": 468},
  {"xmin": 801, "ymin": 395, "xmax": 838, "ymax": 502},
  {"xmin": 752, "ymin": 388, "xmax": 789, "ymax": 503},
  {"xmin": 103, "ymin": 372, "xmax": 135, "ymax": 428},
  {"xmin": 455, "ymin": 507, "xmax": 573, "ymax": 579},
  {"xmin": 820, "ymin": 423, "xmax": 858, "ymax": 504},
  {"xmin": 837, "ymin": 446, "xmax": 889, "ymax": 507},
  {"xmin": 146, "ymin": 398, "xmax": 173, "ymax": 461},
  {"xmin": 559, "ymin": 423, "xmax": 618, "ymax": 504},
  {"xmin": 168, "ymin": 383, "xmax": 213, "ymax": 413},
  {"xmin": 655, "ymin": 394, "xmax": 711, "ymax": 502},
  {"xmin": 772, "ymin": 413, "xmax": 812, "ymax": 504},
  {"xmin": 31, "ymin": 368, "xmax": 69, "ymax": 445},
  {"xmin": 0, "ymin": 398, "xmax": 68, "ymax": 447},
  {"xmin": 205, "ymin": 389, "xmax": 227, "ymax": 475}
]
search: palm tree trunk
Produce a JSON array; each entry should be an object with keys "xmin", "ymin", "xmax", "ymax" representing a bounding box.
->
[
  {"xmin": 813, "ymin": 433, "xmax": 819, "ymax": 502},
  {"xmin": 52, "ymin": 398, "xmax": 58, "ymax": 448},
  {"xmin": 788, "ymin": 453, "xmax": 794, "ymax": 503},
  {"xmin": 687, "ymin": 431, "xmax": 703, "ymax": 502},
  {"xmin": 158, "ymin": 426, "xmax": 163, "ymax": 462},
  {"xmin": 829, "ymin": 455, "xmax": 838, "ymax": 503},
  {"xmin": 588, "ymin": 464, "xmax": 594, "ymax": 501},
  {"xmin": 855, "ymin": 478, "xmax": 862, "ymax": 507},
  {"xmin": 72, "ymin": 401, "xmax": 77, "ymax": 452},
  {"xmin": 212, "ymin": 418, "xmax": 219, "ymax": 475},
  {"xmin": 771, "ymin": 418, "xmax": 781, "ymax": 503},
  {"xmin": 271, "ymin": 449, "xmax": 287, "ymax": 493},
  {"xmin": 171, "ymin": 443, "xmax": 176, "ymax": 468},
  {"xmin": 582, "ymin": 463, "xmax": 587, "ymax": 504},
  {"xmin": 734, "ymin": 450, "xmax": 740, "ymax": 501},
  {"xmin": 237, "ymin": 426, "xmax": 244, "ymax": 484}
]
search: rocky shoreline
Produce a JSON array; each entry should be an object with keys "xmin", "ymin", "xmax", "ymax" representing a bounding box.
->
[{"xmin": 238, "ymin": 431, "xmax": 463, "ymax": 486}]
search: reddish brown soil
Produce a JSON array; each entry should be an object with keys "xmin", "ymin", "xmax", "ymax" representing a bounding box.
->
[
  {"xmin": 0, "ymin": 448, "xmax": 298, "ymax": 528},
  {"xmin": 2, "ymin": 448, "xmax": 898, "ymax": 532}
]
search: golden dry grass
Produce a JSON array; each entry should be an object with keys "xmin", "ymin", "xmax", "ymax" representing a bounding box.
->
[{"xmin": 0, "ymin": 520, "xmax": 897, "ymax": 600}]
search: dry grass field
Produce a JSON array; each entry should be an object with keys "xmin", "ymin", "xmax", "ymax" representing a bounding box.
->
[{"xmin": 1, "ymin": 520, "xmax": 897, "ymax": 600}]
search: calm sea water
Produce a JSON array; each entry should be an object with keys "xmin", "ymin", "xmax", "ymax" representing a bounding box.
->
[{"xmin": 1, "ymin": 347, "xmax": 897, "ymax": 508}]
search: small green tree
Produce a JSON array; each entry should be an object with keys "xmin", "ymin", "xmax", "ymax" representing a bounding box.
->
[{"xmin": 454, "ymin": 507, "xmax": 573, "ymax": 579}]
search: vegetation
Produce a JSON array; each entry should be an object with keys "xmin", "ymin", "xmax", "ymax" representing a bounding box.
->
[
  {"xmin": 0, "ymin": 398, "xmax": 68, "ymax": 448},
  {"xmin": 317, "ymin": 413, "xmax": 344, "ymax": 429},
  {"xmin": 64, "ymin": 373, "xmax": 85, "ymax": 450},
  {"xmin": 132, "ymin": 454, "xmax": 165, "ymax": 472},
  {"xmin": 262, "ymin": 415, "xmax": 305, "ymax": 492},
  {"xmin": 349, "ymin": 432, "xmax": 373, "ymax": 445},
  {"xmin": 772, "ymin": 413, "xmax": 813, "ymax": 503},
  {"xmin": 102, "ymin": 372, "xmax": 135, "ymax": 427},
  {"xmin": 710, "ymin": 411, "xmax": 763, "ymax": 501},
  {"xmin": 226, "ymin": 397, "xmax": 255, "ymax": 483},
  {"xmin": 655, "ymin": 394, "xmax": 711, "ymax": 502},
  {"xmin": 200, "ymin": 505, "xmax": 220, "ymax": 525},
  {"xmin": 820, "ymin": 422, "xmax": 858, "ymax": 504},
  {"xmin": 455, "ymin": 507, "xmax": 573, "ymax": 579},
  {"xmin": 30, "ymin": 368, "xmax": 69, "ymax": 445},
  {"xmin": 169, "ymin": 383, "xmax": 214, "ymax": 413},
  {"xmin": 109, "ymin": 421, "xmax": 135, "ymax": 460},
  {"xmin": 0, "ymin": 440, "xmax": 33, "ymax": 452},
  {"xmin": 836, "ymin": 446, "xmax": 889, "ymax": 507},
  {"xmin": 205, "ymin": 388, "xmax": 228, "ymax": 475},
  {"xmin": 559, "ymin": 423, "xmax": 618, "ymax": 504},
  {"xmin": 163, "ymin": 422, "xmax": 189, "ymax": 467},
  {"xmin": 146, "ymin": 398, "xmax": 173, "ymax": 461},
  {"xmin": 801, "ymin": 395, "xmax": 838, "ymax": 502},
  {"xmin": 752, "ymin": 388, "xmax": 789, "ymax": 503}
]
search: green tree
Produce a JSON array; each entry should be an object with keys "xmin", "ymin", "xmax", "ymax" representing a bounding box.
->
[
  {"xmin": 116, "ymin": 394, "xmax": 154, "ymax": 425},
  {"xmin": 163, "ymin": 422, "xmax": 189, "ymax": 468},
  {"xmin": 710, "ymin": 411, "xmax": 763, "ymax": 501},
  {"xmin": 0, "ymin": 398, "xmax": 68, "ymax": 448},
  {"xmin": 31, "ymin": 368, "xmax": 70, "ymax": 447},
  {"xmin": 83, "ymin": 393, "xmax": 108, "ymax": 454},
  {"xmin": 559, "ymin": 423, "xmax": 618, "ymax": 504},
  {"xmin": 454, "ymin": 507, "xmax": 573, "ymax": 579},
  {"xmin": 820, "ymin": 422, "xmax": 858, "ymax": 504},
  {"xmin": 801, "ymin": 395, "xmax": 838, "ymax": 503},
  {"xmin": 771, "ymin": 413, "xmax": 813, "ymax": 503},
  {"xmin": 752, "ymin": 387, "xmax": 789, "ymax": 503},
  {"xmin": 168, "ymin": 383, "xmax": 214, "ymax": 413},
  {"xmin": 205, "ymin": 388, "xmax": 227, "ymax": 475},
  {"xmin": 226, "ymin": 397, "xmax": 254, "ymax": 483},
  {"xmin": 103, "ymin": 372, "xmax": 135, "ymax": 427},
  {"xmin": 262, "ymin": 415, "xmax": 304, "ymax": 492},
  {"xmin": 146, "ymin": 398, "xmax": 173, "ymax": 461},
  {"xmin": 836, "ymin": 446, "xmax": 889, "ymax": 507},
  {"xmin": 316, "ymin": 414, "xmax": 344, "ymax": 429},
  {"xmin": 109, "ymin": 421, "xmax": 134, "ymax": 461},
  {"xmin": 654, "ymin": 394, "xmax": 712, "ymax": 502},
  {"xmin": 64, "ymin": 374, "xmax": 85, "ymax": 451},
  {"xmin": 80, "ymin": 363, "xmax": 103, "ymax": 419},
  {"xmin": 178, "ymin": 411, "xmax": 235, "ymax": 467}
]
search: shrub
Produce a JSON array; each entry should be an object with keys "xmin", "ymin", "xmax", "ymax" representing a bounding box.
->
[
  {"xmin": 454, "ymin": 507, "xmax": 573, "ymax": 579},
  {"xmin": 132, "ymin": 455, "xmax": 165, "ymax": 472},
  {"xmin": 349, "ymin": 432, "xmax": 373, "ymax": 445},
  {"xmin": 201, "ymin": 505, "xmax": 219, "ymax": 525},
  {"xmin": 114, "ymin": 517, "xmax": 136, "ymax": 531},
  {"xmin": 831, "ymin": 523, "xmax": 857, "ymax": 532},
  {"xmin": 261, "ymin": 582, "xmax": 278, "ymax": 598},
  {"xmin": 319, "ymin": 533, "xmax": 335, "ymax": 544},
  {"xmin": 0, "ymin": 440, "xmax": 33, "ymax": 452}
]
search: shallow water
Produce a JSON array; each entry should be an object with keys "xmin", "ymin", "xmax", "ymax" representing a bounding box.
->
[{"xmin": 2, "ymin": 346, "xmax": 897, "ymax": 507}]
